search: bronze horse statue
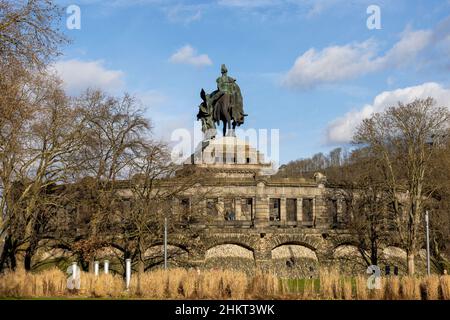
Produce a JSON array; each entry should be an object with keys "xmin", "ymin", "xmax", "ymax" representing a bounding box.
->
[
  {"xmin": 198, "ymin": 88, "xmax": 246, "ymax": 138},
  {"xmin": 197, "ymin": 65, "xmax": 247, "ymax": 138}
]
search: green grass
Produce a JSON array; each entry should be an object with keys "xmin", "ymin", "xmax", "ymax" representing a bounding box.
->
[{"xmin": 281, "ymin": 277, "xmax": 358, "ymax": 295}]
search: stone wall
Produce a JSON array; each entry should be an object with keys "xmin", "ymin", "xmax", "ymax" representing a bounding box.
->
[{"xmin": 154, "ymin": 229, "xmax": 428, "ymax": 277}]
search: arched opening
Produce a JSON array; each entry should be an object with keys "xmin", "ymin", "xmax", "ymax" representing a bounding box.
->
[
  {"xmin": 332, "ymin": 245, "xmax": 367, "ymax": 274},
  {"xmin": 271, "ymin": 244, "xmax": 318, "ymax": 278},
  {"xmin": 144, "ymin": 245, "xmax": 189, "ymax": 270},
  {"xmin": 32, "ymin": 247, "xmax": 73, "ymax": 272},
  {"xmin": 204, "ymin": 244, "xmax": 255, "ymax": 273},
  {"xmin": 381, "ymin": 246, "xmax": 409, "ymax": 275}
]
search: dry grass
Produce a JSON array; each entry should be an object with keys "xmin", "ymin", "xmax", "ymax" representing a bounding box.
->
[
  {"xmin": 422, "ymin": 275, "xmax": 440, "ymax": 300},
  {"xmin": 341, "ymin": 278, "xmax": 353, "ymax": 300},
  {"xmin": 400, "ymin": 276, "xmax": 421, "ymax": 300},
  {"xmin": 439, "ymin": 275, "xmax": 450, "ymax": 300},
  {"xmin": 384, "ymin": 277, "xmax": 400, "ymax": 300},
  {"xmin": 320, "ymin": 268, "xmax": 340, "ymax": 299},
  {"xmin": 355, "ymin": 275, "xmax": 368, "ymax": 300},
  {"xmin": 1, "ymin": 268, "xmax": 449, "ymax": 300},
  {"xmin": 83, "ymin": 273, "xmax": 124, "ymax": 298},
  {"xmin": 0, "ymin": 268, "xmax": 66, "ymax": 297}
]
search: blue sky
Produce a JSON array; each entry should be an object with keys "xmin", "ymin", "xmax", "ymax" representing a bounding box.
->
[{"xmin": 54, "ymin": 0, "xmax": 450, "ymax": 165}]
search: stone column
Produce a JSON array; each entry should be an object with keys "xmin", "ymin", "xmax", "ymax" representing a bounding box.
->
[
  {"xmin": 337, "ymin": 198, "xmax": 343, "ymax": 225},
  {"xmin": 252, "ymin": 197, "xmax": 256, "ymax": 221},
  {"xmin": 280, "ymin": 197, "xmax": 286, "ymax": 222},
  {"xmin": 296, "ymin": 198, "xmax": 303, "ymax": 223},
  {"xmin": 312, "ymin": 197, "xmax": 316, "ymax": 228},
  {"xmin": 235, "ymin": 197, "xmax": 242, "ymax": 220},
  {"xmin": 255, "ymin": 182, "xmax": 269, "ymax": 228},
  {"xmin": 217, "ymin": 197, "xmax": 224, "ymax": 221},
  {"xmin": 200, "ymin": 199, "xmax": 207, "ymax": 216},
  {"xmin": 313, "ymin": 196, "xmax": 327, "ymax": 228}
]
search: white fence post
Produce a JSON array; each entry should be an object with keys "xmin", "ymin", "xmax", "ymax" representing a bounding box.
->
[
  {"xmin": 125, "ymin": 258, "xmax": 131, "ymax": 289},
  {"xmin": 72, "ymin": 262, "xmax": 78, "ymax": 280},
  {"xmin": 94, "ymin": 261, "xmax": 99, "ymax": 276},
  {"xmin": 104, "ymin": 260, "xmax": 109, "ymax": 274}
]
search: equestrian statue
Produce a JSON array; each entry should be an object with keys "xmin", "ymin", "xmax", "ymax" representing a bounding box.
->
[{"xmin": 197, "ymin": 64, "xmax": 247, "ymax": 139}]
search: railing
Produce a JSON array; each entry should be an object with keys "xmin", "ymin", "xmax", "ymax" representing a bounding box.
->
[
  {"xmin": 209, "ymin": 220, "xmax": 253, "ymax": 228},
  {"xmin": 268, "ymin": 220, "xmax": 300, "ymax": 227},
  {"xmin": 188, "ymin": 219, "xmax": 317, "ymax": 229}
]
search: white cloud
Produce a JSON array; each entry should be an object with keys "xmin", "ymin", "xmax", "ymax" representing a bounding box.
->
[
  {"xmin": 381, "ymin": 28, "xmax": 433, "ymax": 67},
  {"xmin": 165, "ymin": 4, "xmax": 203, "ymax": 24},
  {"xmin": 283, "ymin": 40, "xmax": 380, "ymax": 89},
  {"xmin": 325, "ymin": 82, "xmax": 450, "ymax": 144},
  {"xmin": 283, "ymin": 28, "xmax": 434, "ymax": 89},
  {"xmin": 169, "ymin": 45, "xmax": 212, "ymax": 67},
  {"xmin": 51, "ymin": 59, "xmax": 125, "ymax": 95}
]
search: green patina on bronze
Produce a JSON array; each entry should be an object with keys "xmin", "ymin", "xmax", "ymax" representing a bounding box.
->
[{"xmin": 197, "ymin": 64, "xmax": 247, "ymax": 139}]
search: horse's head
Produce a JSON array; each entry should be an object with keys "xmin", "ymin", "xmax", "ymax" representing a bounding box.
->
[{"xmin": 200, "ymin": 88, "xmax": 207, "ymax": 102}]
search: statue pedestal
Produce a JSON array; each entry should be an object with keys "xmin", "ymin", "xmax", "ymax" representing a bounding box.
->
[{"xmin": 184, "ymin": 136, "xmax": 275, "ymax": 178}]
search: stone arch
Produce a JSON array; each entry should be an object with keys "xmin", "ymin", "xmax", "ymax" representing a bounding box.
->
[
  {"xmin": 96, "ymin": 246, "xmax": 123, "ymax": 260},
  {"xmin": 267, "ymin": 234, "xmax": 320, "ymax": 252},
  {"xmin": 328, "ymin": 234, "xmax": 360, "ymax": 250},
  {"xmin": 149, "ymin": 240, "xmax": 190, "ymax": 254},
  {"xmin": 32, "ymin": 246, "xmax": 73, "ymax": 271},
  {"xmin": 144, "ymin": 244, "xmax": 189, "ymax": 270},
  {"xmin": 382, "ymin": 246, "xmax": 407, "ymax": 260},
  {"xmin": 331, "ymin": 244, "xmax": 367, "ymax": 274},
  {"xmin": 204, "ymin": 243, "xmax": 256, "ymax": 273},
  {"xmin": 202, "ymin": 234, "xmax": 257, "ymax": 253},
  {"xmin": 271, "ymin": 244, "xmax": 319, "ymax": 278},
  {"xmin": 380, "ymin": 246, "xmax": 408, "ymax": 274},
  {"xmin": 154, "ymin": 233, "xmax": 193, "ymax": 252},
  {"xmin": 93, "ymin": 246, "xmax": 125, "ymax": 274}
]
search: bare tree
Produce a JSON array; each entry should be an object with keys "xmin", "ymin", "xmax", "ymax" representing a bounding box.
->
[
  {"xmin": 0, "ymin": 0, "xmax": 67, "ymax": 271},
  {"xmin": 354, "ymin": 98, "xmax": 449, "ymax": 274},
  {"xmin": 8, "ymin": 78, "xmax": 85, "ymax": 270},
  {"xmin": 109, "ymin": 142, "xmax": 210, "ymax": 278},
  {"xmin": 428, "ymin": 134, "xmax": 450, "ymax": 272},
  {"xmin": 0, "ymin": 0, "xmax": 67, "ymax": 69},
  {"xmin": 68, "ymin": 90, "xmax": 151, "ymax": 271},
  {"xmin": 327, "ymin": 149, "xmax": 393, "ymax": 267}
]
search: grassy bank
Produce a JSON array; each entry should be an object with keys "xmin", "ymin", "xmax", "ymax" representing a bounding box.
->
[{"xmin": 0, "ymin": 268, "xmax": 449, "ymax": 300}]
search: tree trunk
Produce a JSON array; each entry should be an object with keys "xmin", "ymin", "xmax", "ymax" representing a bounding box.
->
[
  {"xmin": 23, "ymin": 239, "xmax": 38, "ymax": 271},
  {"xmin": 371, "ymin": 242, "xmax": 378, "ymax": 266},
  {"xmin": 0, "ymin": 236, "xmax": 11, "ymax": 272},
  {"xmin": 407, "ymin": 252, "xmax": 415, "ymax": 275},
  {"xmin": 88, "ymin": 257, "xmax": 95, "ymax": 273},
  {"xmin": 138, "ymin": 259, "xmax": 145, "ymax": 274},
  {"xmin": 24, "ymin": 249, "xmax": 33, "ymax": 271}
]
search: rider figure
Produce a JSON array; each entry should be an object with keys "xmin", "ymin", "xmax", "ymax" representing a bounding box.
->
[
  {"xmin": 216, "ymin": 64, "xmax": 236, "ymax": 96},
  {"xmin": 197, "ymin": 64, "xmax": 246, "ymax": 138},
  {"xmin": 213, "ymin": 64, "xmax": 245, "ymax": 124}
]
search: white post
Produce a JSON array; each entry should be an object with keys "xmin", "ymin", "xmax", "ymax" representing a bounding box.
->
[
  {"xmin": 125, "ymin": 258, "xmax": 131, "ymax": 289},
  {"xmin": 425, "ymin": 210, "xmax": 431, "ymax": 276},
  {"xmin": 72, "ymin": 262, "xmax": 77, "ymax": 280},
  {"xmin": 94, "ymin": 261, "xmax": 99, "ymax": 276},
  {"xmin": 104, "ymin": 260, "xmax": 109, "ymax": 274},
  {"xmin": 164, "ymin": 217, "xmax": 168, "ymax": 270}
]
